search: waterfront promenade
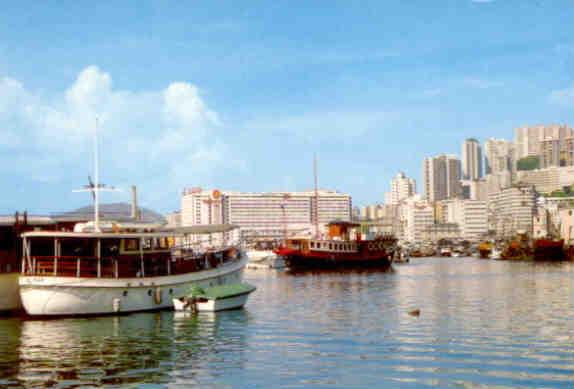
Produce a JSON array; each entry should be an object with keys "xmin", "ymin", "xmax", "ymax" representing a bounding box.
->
[{"xmin": 1, "ymin": 257, "xmax": 573, "ymax": 388}]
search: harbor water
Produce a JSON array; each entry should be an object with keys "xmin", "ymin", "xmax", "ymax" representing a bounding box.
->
[{"xmin": 1, "ymin": 257, "xmax": 573, "ymax": 388}]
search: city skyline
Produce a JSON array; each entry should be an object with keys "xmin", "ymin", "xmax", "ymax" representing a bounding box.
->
[{"xmin": 0, "ymin": 1, "xmax": 573, "ymax": 214}]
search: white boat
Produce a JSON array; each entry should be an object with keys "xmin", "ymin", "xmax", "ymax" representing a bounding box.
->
[
  {"xmin": 246, "ymin": 249, "xmax": 277, "ymax": 263},
  {"xmin": 246, "ymin": 250, "xmax": 285, "ymax": 269},
  {"xmin": 173, "ymin": 283, "xmax": 256, "ymax": 312},
  {"xmin": 18, "ymin": 224, "xmax": 247, "ymax": 316},
  {"xmin": 491, "ymin": 247, "xmax": 502, "ymax": 260}
]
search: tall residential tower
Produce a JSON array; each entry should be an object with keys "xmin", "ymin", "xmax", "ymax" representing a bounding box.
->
[
  {"xmin": 423, "ymin": 154, "xmax": 461, "ymax": 203},
  {"xmin": 462, "ymin": 138, "xmax": 483, "ymax": 180},
  {"xmin": 385, "ymin": 172, "xmax": 416, "ymax": 205}
]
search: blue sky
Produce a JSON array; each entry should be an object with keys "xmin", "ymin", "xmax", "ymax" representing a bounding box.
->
[{"xmin": 0, "ymin": 0, "xmax": 573, "ymax": 214}]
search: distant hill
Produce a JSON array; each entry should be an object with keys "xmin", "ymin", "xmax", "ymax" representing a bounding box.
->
[{"xmin": 52, "ymin": 202, "xmax": 166, "ymax": 224}]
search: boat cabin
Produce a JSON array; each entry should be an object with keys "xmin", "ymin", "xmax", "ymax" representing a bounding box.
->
[
  {"xmin": 327, "ymin": 220, "xmax": 361, "ymax": 241},
  {"xmin": 20, "ymin": 226, "xmax": 241, "ymax": 279}
]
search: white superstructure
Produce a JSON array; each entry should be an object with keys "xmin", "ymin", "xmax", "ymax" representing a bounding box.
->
[{"xmin": 181, "ymin": 188, "xmax": 352, "ymax": 240}]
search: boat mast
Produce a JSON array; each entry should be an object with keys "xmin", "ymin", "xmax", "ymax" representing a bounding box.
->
[
  {"xmin": 314, "ymin": 153, "xmax": 319, "ymax": 239},
  {"xmin": 94, "ymin": 118, "xmax": 100, "ymax": 232}
]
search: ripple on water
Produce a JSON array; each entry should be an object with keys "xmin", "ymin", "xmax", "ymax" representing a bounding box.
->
[{"xmin": 0, "ymin": 257, "xmax": 573, "ymax": 387}]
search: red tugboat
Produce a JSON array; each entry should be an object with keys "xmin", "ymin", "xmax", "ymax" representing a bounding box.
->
[{"xmin": 275, "ymin": 221, "xmax": 397, "ymax": 269}]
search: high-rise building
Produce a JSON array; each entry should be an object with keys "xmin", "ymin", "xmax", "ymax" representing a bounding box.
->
[
  {"xmin": 403, "ymin": 198, "xmax": 434, "ymax": 242},
  {"xmin": 181, "ymin": 188, "xmax": 352, "ymax": 240},
  {"xmin": 440, "ymin": 199, "xmax": 488, "ymax": 241},
  {"xmin": 484, "ymin": 138, "xmax": 513, "ymax": 174},
  {"xmin": 423, "ymin": 154, "xmax": 461, "ymax": 203},
  {"xmin": 515, "ymin": 166, "xmax": 574, "ymax": 194},
  {"xmin": 385, "ymin": 172, "xmax": 416, "ymax": 205},
  {"xmin": 540, "ymin": 137, "xmax": 562, "ymax": 168},
  {"xmin": 490, "ymin": 185, "xmax": 536, "ymax": 237},
  {"xmin": 462, "ymin": 138, "xmax": 483, "ymax": 180},
  {"xmin": 514, "ymin": 124, "xmax": 574, "ymax": 160}
]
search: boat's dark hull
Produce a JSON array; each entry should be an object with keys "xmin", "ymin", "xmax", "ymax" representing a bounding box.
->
[
  {"xmin": 533, "ymin": 239, "xmax": 565, "ymax": 261},
  {"xmin": 280, "ymin": 253, "xmax": 392, "ymax": 269}
]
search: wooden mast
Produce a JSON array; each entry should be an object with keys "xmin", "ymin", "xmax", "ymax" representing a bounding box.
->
[{"xmin": 314, "ymin": 153, "xmax": 319, "ymax": 239}]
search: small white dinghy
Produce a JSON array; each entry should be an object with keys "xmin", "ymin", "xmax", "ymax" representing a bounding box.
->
[{"xmin": 173, "ymin": 283, "xmax": 256, "ymax": 312}]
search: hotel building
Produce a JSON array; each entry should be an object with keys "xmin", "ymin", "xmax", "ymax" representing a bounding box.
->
[{"xmin": 181, "ymin": 188, "xmax": 352, "ymax": 240}]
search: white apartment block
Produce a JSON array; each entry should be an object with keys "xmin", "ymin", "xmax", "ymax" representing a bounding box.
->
[
  {"xmin": 441, "ymin": 199, "xmax": 488, "ymax": 241},
  {"xmin": 515, "ymin": 166, "xmax": 574, "ymax": 194},
  {"xmin": 386, "ymin": 172, "xmax": 416, "ymax": 205},
  {"xmin": 489, "ymin": 185, "xmax": 536, "ymax": 237},
  {"xmin": 181, "ymin": 188, "xmax": 352, "ymax": 240},
  {"xmin": 485, "ymin": 171, "xmax": 512, "ymax": 197},
  {"xmin": 514, "ymin": 124, "xmax": 574, "ymax": 160},
  {"xmin": 484, "ymin": 138, "xmax": 514, "ymax": 174},
  {"xmin": 460, "ymin": 179, "xmax": 488, "ymax": 201},
  {"xmin": 423, "ymin": 154, "xmax": 461, "ymax": 202},
  {"xmin": 403, "ymin": 199, "xmax": 434, "ymax": 242},
  {"xmin": 462, "ymin": 138, "xmax": 483, "ymax": 180}
]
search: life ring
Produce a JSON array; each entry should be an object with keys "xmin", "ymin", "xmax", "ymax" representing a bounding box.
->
[
  {"xmin": 378, "ymin": 242, "xmax": 384, "ymax": 251},
  {"xmin": 154, "ymin": 287, "xmax": 162, "ymax": 305}
]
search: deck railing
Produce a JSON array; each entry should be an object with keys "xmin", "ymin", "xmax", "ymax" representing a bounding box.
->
[{"xmin": 23, "ymin": 247, "xmax": 240, "ymax": 278}]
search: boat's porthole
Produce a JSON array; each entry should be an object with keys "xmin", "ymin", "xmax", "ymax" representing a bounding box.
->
[
  {"xmin": 122, "ymin": 290, "xmax": 128, "ymax": 297},
  {"xmin": 147, "ymin": 289, "xmax": 152, "ymax": 296},
  {"xmin": 169, "ymin": 289, "xmax": 173, "ymax": 295}
]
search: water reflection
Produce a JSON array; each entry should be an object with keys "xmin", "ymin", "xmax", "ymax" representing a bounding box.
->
[
  {"xmin": 1, "ymin": 310, "xmax": 250, "ymax": 387},
  {"xmin": 1, "ymin": 258, "xmax": 573, "ymax": 387}
]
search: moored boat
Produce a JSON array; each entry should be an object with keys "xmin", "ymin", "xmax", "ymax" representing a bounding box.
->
[
  {"xmin": 478, "ymin": 242, "xmax": 492, "ymax": 259},
  {"xmin": 275, "ymin": 221, "xmax": 397, "ymax": 269},
  {"xmin": 18, "ymin": 224, "xmax": 247, "ymax": 316},
  {"xmin": 173, "ymin": 283, "xmax": 256, "ymax": 312},
  {"xmin": 533, "ymin": 238, "xmax": 565, "ymax": 261},
  {"xmin": 439, "ymin": 247, "xmax": 452, "ymax": 257}
]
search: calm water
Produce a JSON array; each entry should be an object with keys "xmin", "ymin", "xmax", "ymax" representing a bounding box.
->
[{"xmin": 1, "ymin": 257, "xmax": 574, "ymax": 388}]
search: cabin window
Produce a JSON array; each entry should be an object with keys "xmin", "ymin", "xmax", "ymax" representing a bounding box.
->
[
  {"xmin": 125, "ymin": 239, "xmax": 139, "ymax": 251},
  {"xmin": 329, "ymin": 244, "xmax": 333, "ymax": 250},
  {"xmin": 310, "ymin": 242, "xmax": 315, "ymax": 248},
  {"xmin": 142, "ymin": 239, "xmax": 152, "ymax": 250}
]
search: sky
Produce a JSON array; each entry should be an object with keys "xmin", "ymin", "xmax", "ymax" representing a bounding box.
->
[{"xmin": 0, "ymin": 0, "xmax": 573, "ymax": 214}]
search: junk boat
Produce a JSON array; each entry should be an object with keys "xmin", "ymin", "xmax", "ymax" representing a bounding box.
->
[
  {"xmin": 18, "ymin": 223, "xmax": 247, "ymax": 316},
  {"xmin": 275, "ymin": 221, "xmax": 397, "ymax": 269},
  {"xmin": 173, "ymin": 282, "xmax": 256, "ymax": 312}
]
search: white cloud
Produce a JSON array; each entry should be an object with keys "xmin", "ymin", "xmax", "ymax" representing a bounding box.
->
[
  {"xmin": 0, "ymin": 66, "xmax": 241, "ymax": 210},
  {"xmin": 548, "ymin": 85, "xmax": 574, "ymax": 106}
]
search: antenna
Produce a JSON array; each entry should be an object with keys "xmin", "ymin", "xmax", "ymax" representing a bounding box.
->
[
  {"xmin": 73, "ymin": 117, "xmax": 119, "ymax": 232},
  {"xmin": 94, "ymin": 117, "xmax": 100, "ymax": 231}
]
